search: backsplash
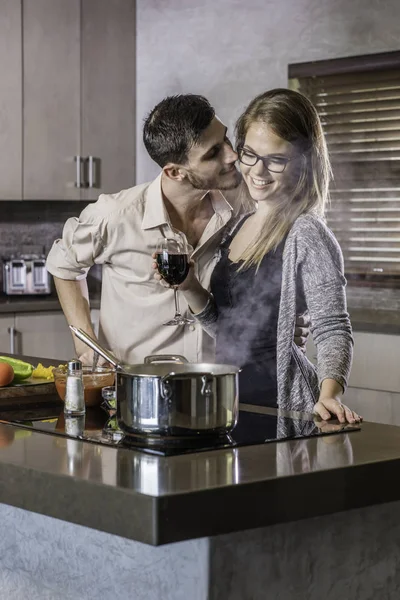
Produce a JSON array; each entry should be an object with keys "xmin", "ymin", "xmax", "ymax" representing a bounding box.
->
[{"xmin": 0, "ymin": 200, "xmax": 101, "ymax": 294}]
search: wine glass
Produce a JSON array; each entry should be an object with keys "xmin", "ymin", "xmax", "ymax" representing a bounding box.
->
[{"xmin": 155, "ymin": 233, "xmax": 194, "ymax": 326}]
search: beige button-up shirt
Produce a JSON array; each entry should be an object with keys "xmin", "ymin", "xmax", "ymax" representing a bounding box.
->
[{"xmin": 46, "ymin": 174, "xmax": 241, "ymax": 363}]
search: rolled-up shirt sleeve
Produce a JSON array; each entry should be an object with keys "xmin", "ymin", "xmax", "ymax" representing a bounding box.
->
[{"xmin": 46, "ymin": 204, "xmax": 106, "ymax": 281}]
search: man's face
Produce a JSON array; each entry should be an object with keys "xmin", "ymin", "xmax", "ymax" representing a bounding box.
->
[{"xmin": 183, "ymin": 117, "xmax": 242, "ymax": 191}]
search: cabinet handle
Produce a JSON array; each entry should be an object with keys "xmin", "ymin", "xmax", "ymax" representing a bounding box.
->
[
  {"xmin": 75, "ymin": 155, "xmax": 82, "ymax": 188},
  {"xmin": 88, "ymin": 155, "xmax": 95, "ymax": 188},
  {"xmin": 74, "ymin": 156, "xmax": 88, "ymax": 188},
  {"xmin": 8, "ymin": 327, "xmax": 15, "ymax": 354}
]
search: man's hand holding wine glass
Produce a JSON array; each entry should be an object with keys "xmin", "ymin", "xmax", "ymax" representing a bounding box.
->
[
  {"xmin": 152, "ymin": 234, "xmax": 210, "ymax": 322},
  {"xmin": 153, "ymin": 232, "xmax": 197, "ymax": 326}
]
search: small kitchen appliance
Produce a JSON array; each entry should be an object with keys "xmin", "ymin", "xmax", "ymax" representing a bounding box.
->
[{"xmin": 3, "ymin": 253, "xmax": 51, "ymax": 295}]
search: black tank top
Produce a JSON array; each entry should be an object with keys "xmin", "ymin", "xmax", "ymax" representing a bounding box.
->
[{"xmin": 211, "ymin": 217, "xmax": 283, "ymax": 407}]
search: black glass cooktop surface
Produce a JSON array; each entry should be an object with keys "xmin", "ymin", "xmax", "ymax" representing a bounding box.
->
[{"xmin": 0, "ymin": 401, "xmax": 361, "ymax": 456}]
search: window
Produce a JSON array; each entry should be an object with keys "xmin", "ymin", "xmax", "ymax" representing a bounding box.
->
[{"xmin": 289, "ymin": 51, "xmax": 400, "ymax": 284}]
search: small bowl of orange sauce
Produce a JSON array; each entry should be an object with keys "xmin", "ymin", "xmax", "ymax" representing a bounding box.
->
[{"xmin": 53, "ymin": 365, "xmax": 115, "ymax": 407}]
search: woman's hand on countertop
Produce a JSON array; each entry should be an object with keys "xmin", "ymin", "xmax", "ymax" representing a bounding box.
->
[{"xmin": 313, "ymin": 396, "xmax": 362, "ymax": 424}]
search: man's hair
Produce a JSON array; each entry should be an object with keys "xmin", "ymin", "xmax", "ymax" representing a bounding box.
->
[{"xmin": 143, "ymin": 94, "xmax": 215, "ymax": 167}]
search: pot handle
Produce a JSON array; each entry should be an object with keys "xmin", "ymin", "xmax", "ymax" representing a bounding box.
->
[
  {"xmin": 69, "ymin": 325, "xmax": 122, "ymax": 370},
  {"xmin": 161, "ymin": 371, "xmax": 214, "ymax": 384},
  {"xmin": 201, "ymin": 375, "xmax": 213, "ymax": 397},
  {"xmin": 144, "ymin": 354, "xmax": 188, "ymax": 364}
]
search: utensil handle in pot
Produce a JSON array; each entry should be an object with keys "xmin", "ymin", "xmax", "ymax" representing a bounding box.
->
[
  {"xmin": 144, "ymin": 354, "xmax": 188, "ymax": 364},
  {"xmin": 69, "ymin": 325, "xmax": 121, "ymax": 369}
]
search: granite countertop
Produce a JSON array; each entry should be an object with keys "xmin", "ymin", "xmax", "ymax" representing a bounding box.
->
[
  {"xmin": 0, "ymin": 293, "xmax": 100, "ymax": 313},
  {"xmin": 349, "ymin": 307, "xmax": 400, "ymax": 335},
  {"xmin": 0, "ymin": 294, "xmax": 64, "ymax": 313},
  {"xmin": 347, "ymin": 284, "xmax": 400, "ymax": 334},
  {"xmin": 0, "ymin": 353, "xmax": 400, "ymax": 546},
  {"xmin": 1, "ymin": 292, "xmax": 399, "ymax": 336}
]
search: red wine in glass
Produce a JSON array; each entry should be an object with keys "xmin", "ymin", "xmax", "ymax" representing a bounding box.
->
[
  {"xmin": 156, "ymin": 252, "xmax": 190, "ymax": 286},
  {"xmin": 155, "ymin": 235, "xmax": 194, "ymax": 326}
]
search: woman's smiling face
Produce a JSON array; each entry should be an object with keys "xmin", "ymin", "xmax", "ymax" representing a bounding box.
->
[{"xmin": 239, "ymin": 121, "xmax": 302, "ymax": 203}]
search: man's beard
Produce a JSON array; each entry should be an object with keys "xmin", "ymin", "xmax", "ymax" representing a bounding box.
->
[{"xmin": 186, "ymin": 166, "xmax": 242, "ymax": 191}]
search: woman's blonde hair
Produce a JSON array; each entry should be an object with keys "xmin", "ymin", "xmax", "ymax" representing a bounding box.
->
[{"xmin": 234, "ymin": 88, "xmax": 332, "ymax": 270}]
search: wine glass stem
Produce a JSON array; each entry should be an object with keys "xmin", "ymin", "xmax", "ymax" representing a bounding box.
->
[{"xmin": 173, "ymin": 287, "xmax": 182, "ymax": 318}]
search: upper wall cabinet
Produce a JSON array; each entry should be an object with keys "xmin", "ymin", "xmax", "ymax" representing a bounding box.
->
[
  {"xmin": 0, "ymin": 0, "xmax": 135, "ymax": 201},
  {"xmin": 23, "ymin": 0, "xmax": 81, "ymax": 200},
  {"xmin": 81, "ymin": 0, "xmax": 136, "ymax": 201},
  {"xmin": 0, "ymin": 1, "xmax": 22, "ymax": 200}
]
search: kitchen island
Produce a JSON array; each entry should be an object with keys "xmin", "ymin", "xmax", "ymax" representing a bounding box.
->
[{"xmin": 1, "ymin": 355, "xmax": 400, "ymax": 599}]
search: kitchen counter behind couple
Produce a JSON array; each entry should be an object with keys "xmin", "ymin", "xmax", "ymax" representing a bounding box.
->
[
  {"xmin": 347, "ymin": 284, "xmax": 400, "ymax": 334},
  {"xmin": 0, "ymin": 268, "xmax": 101, "ymax": 313},
  {"xmin": 349, "ymin": 306, "xmax": 400, "ymax": 334},
  {"xmin": 1, "ymin": 272, "xmax": 396, "ymax": 334},
  {"xmin": 2, "ymin": 293, "xmax": 398, "ymax": 336},
  {"xmin": 0, "ymin": 292, "xmax": 101, "ymax": 314},
  {"xmin": 0, "ymin": 353, "xmax": 400, "ymax": 547}
]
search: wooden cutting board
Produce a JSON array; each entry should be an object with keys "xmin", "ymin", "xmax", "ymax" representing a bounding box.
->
[{"xmin": 0, "ymin": 377, "xmax": 56, "ymax": 399}]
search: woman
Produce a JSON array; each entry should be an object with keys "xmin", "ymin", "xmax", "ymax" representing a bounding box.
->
[{"xmin": 156, "ymin": 88, "xmax": 361, "ymax": 424}]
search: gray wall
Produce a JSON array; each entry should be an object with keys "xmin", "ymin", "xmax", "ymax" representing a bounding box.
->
[{"xmin": 136, "ymin": 0, "xmax": 400, "ymax": 183}]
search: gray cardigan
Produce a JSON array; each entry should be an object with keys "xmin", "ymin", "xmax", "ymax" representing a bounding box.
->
[{"xmin": 195, "ymin": 214, "xmax": 353, "ymax": 412}]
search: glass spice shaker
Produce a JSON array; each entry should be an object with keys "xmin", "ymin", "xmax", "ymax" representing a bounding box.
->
[
  {"xmin": 65, "ymin": 414, "xmax": 85, "ymax": 438},
  {"xmin": 64, "ymin": 359, "xmax": 85, "ymax": 416}
]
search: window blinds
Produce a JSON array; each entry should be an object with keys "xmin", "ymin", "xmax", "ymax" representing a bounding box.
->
[{"xmin": 289, "ymin": 52, "xmax": 400, "ymax": 279}]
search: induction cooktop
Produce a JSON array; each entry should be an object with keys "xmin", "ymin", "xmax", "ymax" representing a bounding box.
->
[{"xmin": 0, "ymin": 401, "xmax": 361, "ymax": 457}]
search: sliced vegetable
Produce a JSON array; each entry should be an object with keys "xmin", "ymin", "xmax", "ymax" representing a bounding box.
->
[
  {"xmin": 32, "ymin": 363, "xmax": 64, "ymax": 381},
  {"xmin": 0, "ymin": 357, "xmax": 33, "ymax": 382}
]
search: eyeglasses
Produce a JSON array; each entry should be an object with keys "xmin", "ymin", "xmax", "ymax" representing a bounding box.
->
[{"xmin": 237, "ymin": 146, "xmax": 296, "ymax": 173}]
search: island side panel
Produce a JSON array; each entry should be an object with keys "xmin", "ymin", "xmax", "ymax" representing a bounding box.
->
[
  {"xmin": 0, "ymin": 503, "xmax": 210, "ymax": 600},
  {"xmin": 209, "ymin": 499, "xmax": 400, "ymax": 600}
]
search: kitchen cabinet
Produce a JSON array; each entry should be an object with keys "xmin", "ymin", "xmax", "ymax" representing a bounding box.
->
[
  {"xmin": 0, "ymin": 308, "xmax": 100, "ymax": 361},
  {"xmin": 0, "ymin": 0, "xmax": 135, "ymax": 201},
  {"xmin": 348, "ymin": 331, "xmax": 400, "ymax": 393},
  {"xmin": 0, "ymin": 309, "xmax": 100, "ymax": 360},
  {"xmin": 0, "ymin": 310, "xmax": 76, "ymax": 361},
  {"xmin": 306, "ymin": 330, "xmax": 400, "ymax": 425},
  {"xmin": 342, "ymin": 386, "xmax": 400, "ymax": 426},
  {"xmin": 344, "ymin": 331, "xmax": 400, "ymax": 425},
  {"xmin": 307, "ymin": 331, "xmax": 400, "ymax": 393},
  {"xmin": 0, "ymin": 315, "xmax": 16, "ymax": 354},
  {"xmin": 23, "ymin": 0, "xmax": 81, "ymax": 200},
  {"xmin": 14, "ymin": 312, "xmax": 76, "ymax": 361},
  {"xmin": 0, "ymin": 0, "xmax": 22, "ymax": 199},
  {"xmin": 81, "ymin": 0, "xmax": 136, "ymax": 201}
]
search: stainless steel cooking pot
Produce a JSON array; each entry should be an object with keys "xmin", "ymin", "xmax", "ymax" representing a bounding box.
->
[{"xmin": 70, "ymin": 326, "xmax": 240, "ymax": 442}]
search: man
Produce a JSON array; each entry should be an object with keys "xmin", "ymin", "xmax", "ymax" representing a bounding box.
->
[{"xmin": 46, "ymin": 94, "xmax": 307, "ymax": 364}]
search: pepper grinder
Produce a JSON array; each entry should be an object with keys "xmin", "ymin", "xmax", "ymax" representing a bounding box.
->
[{"xmin": 64, "ymin": 359, "xmax": 85, "ymax": 416}]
